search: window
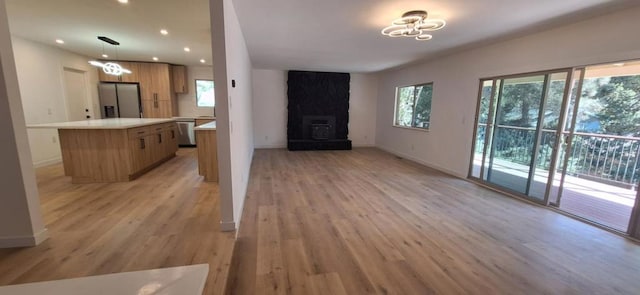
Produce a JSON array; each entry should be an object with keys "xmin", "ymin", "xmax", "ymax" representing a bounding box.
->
[
  {"xmin": 195, "ymin": 79, "xmax": 215, "ymax": 107},
  {"xmin": 394, "ymin": 83, "xmax": 433, "ymax": 130}
]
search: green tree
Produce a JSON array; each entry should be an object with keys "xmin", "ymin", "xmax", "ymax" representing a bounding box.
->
[{"xmin": 594, "ymin": 76, "xmax": 640, "ymax": 136}]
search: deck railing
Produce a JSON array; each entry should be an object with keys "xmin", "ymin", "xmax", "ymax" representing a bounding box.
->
[{"xmin": 475, "ymin": 124, "xmax": 640, "ymax": 188}]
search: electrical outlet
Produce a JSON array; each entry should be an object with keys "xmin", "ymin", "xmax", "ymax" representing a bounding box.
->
[
  {"xmin": 47, "ymin": 108, "xmax": 52, "ymax": 115},
  {"xmin": 52, "ymin": 136, "xmax": 57, "ymax": 143},
  {"xmin": 265, "ymin": 135, "xmax": 269, "ymax": 141},
  {"xmin": 411, "ymin": 144, "xmax": 415, "ymax": 151}
]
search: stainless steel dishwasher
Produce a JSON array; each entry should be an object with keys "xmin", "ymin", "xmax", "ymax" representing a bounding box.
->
[{"xmin": 176, "ymin": 118, "xmax": 196, "ymax": 147}]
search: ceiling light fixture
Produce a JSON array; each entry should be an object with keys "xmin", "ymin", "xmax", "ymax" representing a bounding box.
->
[
  {"xmin": 184, "ymin": 47, "xmax": 191, "ymax": 52},
  {"xmin": 200, "ymin": 59, "xmax": 206, "ymax": 63},
  {"xmin": 88, "ymin": 36, "xmax": 131, "ymax": 76},
  {"xmin": 160, "ymin": 29, "xmax": 168, "ymax": 35},
  {"xmin": 55, "ymin": 39, "xmax": 65, "ymax": 44},
  {"xmin": 102, "ymin": 54, "xmax": 109, "ymax": 58},
  {"xmin": 381, "ymin": 10, "xmax": 445, "ymax": 41},
  {"xmin": 118, "ymin": 0, "xmax": 129, "ymax": 4},
  {"xmin": 152, "ymin": 57, "xmax": 159, "ymax": 61}
]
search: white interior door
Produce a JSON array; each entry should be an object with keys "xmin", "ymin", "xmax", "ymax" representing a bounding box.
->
[{"xmin": 63, "ymin": 68, "xmax": 88, "ymax": 121}]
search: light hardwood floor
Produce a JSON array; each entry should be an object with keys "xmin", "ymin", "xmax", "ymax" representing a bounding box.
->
[
  {"xmin": 226, "ymin": 148, "xmax": 640, "ymax": 294},
  {"xmin": 0, "ymin": 148, "xmax": 234, "ymax": 294}
]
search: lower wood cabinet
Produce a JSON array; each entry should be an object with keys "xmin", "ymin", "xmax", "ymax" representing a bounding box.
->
[
  {"xmin": 195, "ymin": 128, "xmax": 218, "ymax": 182},
  {"xmin": 57, "ymin": 122, "xmax": 179, "ymax": 183},
  {"xmin": 128, "ymin": 123, "xmax": 178, "ymax": 176}
]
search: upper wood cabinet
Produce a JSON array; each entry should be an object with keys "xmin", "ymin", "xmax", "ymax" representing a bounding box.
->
[
  {"xmin": 119, "ymin": 62, "xmax": 139, "ymax": 83},
  {"xmin": 171, "ymin": 65, "xmax": 187, "ymax": 94},
  {"xmin": 113, "ymin": 62, "xmax": 177, "ymax": 118}
]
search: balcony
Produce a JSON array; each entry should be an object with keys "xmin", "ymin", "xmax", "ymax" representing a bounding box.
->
[{"xmin": 473, "ymin": 125, "xmax": 639, "ymax": 232}]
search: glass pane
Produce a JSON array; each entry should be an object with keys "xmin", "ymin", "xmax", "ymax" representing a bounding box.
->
[
  {"xmin": 471, "ymin": 80, "xmax": 493, "ymax": 178},
  {"xmin": 395, "ymin": 86, "xmax": 415, "ymax": 127},
  {"xmin": 196, "ymin": 80, "xmax": 215, "ymax": 107},
  {"xmin": 487, "ymin": 75, "xmax": 545, "ymax": 194},
  {"xmin": 529, "ymin": 72, "xmax": 568, "ymax": 200},
  {"xmin": 483, "ymin": 79, "xmax": 501, "ymax": 181},
  {"xmin": 549, "ymin": 69, "xmax": 583, "ymax": 206},
  {"xmin": 413, "ymin": 84, "xmax": 433, "ymax": 129},
  {"xmin": 558, "ymin": 61, "xmax": 640, "ymax": 232}
]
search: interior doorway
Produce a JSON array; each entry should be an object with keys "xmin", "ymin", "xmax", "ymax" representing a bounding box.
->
[{"xmin": 62, "ymin": 67, "xmax": 89, "ymax": 121}]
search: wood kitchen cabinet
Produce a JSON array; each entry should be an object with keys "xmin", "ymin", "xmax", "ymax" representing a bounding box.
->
[
  {"xmin": 50, "ymin": 120, "xmax": 178, "ymax": 183},
  {"xmin": 172, "ymin": 65, "xmax": 187, "ymax": 94},
  {"xmin": 127, "ymin": 122, "xmax": 178, "ymax": 177},
  {"xmin": 98, "ymin": 61, "xmax": 179, "ymax": 118},
  {"xmin": 138, "ymin": 63, "xmax": 177, "ymax": 118}
]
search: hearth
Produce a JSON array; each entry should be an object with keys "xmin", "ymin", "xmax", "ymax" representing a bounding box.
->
[{"xmin": 287, "ymin": 71, "xmax": 352, "ymax": 151}]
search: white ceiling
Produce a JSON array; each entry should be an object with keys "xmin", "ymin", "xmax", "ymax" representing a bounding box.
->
[
  {"xmin": 4, "ymin": 0, "xmax": 639, "ymax": 72},
  {"xmin": 5, "ymin": 0, "xmax": 213, "ymax": 66}
]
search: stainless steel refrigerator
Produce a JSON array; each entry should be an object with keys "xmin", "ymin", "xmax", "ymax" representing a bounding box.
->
[{"xmin": 98, "ymin": 83, "xmax": 142, "ymax": 118}]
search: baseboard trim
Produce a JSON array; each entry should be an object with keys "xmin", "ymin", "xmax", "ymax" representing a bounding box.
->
[
  {"xmin": 376, "ymin": 145, "xmax": 465, "ymax": 178},
  {"xmin": 220, "ymin": 220, "xmax": 236, "ymax": 232},
  {"xmin": 254, "ymin": 143, "xmax": 286, "ymax": 149},
  {"xmin": 0, "ymin": 228, "xmax": 49, "ymax": 248},
  {"xmin": 352, "ymin": 143, "xmax": 375, "ymax": 148},
  {"xmin": 34, "ymin": 158, "xmax": 62, "ymax": 168}
]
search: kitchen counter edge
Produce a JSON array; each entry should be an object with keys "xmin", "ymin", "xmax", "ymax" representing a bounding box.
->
[
  {"xmin": 27, "ymin": 118, "xmax": 177, "ymax": 130},
  {"xmin": 194, "ymin": 121, "xmax": 217, "ymax": 130}
]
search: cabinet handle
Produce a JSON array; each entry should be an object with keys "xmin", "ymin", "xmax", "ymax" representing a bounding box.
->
[
  {"xmin": 158, "ymin": 134, "xmax": 162, "ymax": 143},
  {"xmin": 171, "ymin": 130, "xmax": 175, "ymax": 139},
  {"xmin": 154, "ymin": 96, "xmax": 158, "ymax": 108},
  {"xmin": 182, "ymin": 85, "xmax": 185, "ymax": 92},
  {"xmin": 140, "ymin": 138, "xmax": 145, "ymax": 149}
]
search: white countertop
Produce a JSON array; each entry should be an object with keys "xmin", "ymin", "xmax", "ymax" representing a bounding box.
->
[
  {"xmin": 27, "ymin": 118, "xmax": 176, "ymax": 130},
  {"xmin": 194, "ymin": 121, "xmax": 217, "ymax": 130},
  {"xmin": 0, "ymin": 264, "xmax": 209, "ymax": 295},
  {"xmin": 173, "ymin": 116, "xmax": 215, "ymax": 121}
]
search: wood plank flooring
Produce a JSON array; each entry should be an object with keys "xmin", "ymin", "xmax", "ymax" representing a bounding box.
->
[
  {"xmin": 0, "ymin": 148, "xmax": 234, "ymax": 294},
  {"xmin": 226, "ymin": 148, "xmax": 640, "ymax": 295}
]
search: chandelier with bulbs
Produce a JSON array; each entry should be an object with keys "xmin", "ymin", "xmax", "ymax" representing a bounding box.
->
[
  {"xmin": 381, "ymin": 10, "xmax": 446, "ymax": 41},
  {"xmin": 88, "ymin": 36, "xmax": 131, "ymax": 76}
]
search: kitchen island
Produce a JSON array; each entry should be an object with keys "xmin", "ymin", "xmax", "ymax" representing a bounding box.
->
[
  {"xmin": 28, "ymin": 118, "xmax": 178, "ymax": 183},
  {"xmin": 194, "ymin": 121, "xmax": 218, "ymax": 182}
]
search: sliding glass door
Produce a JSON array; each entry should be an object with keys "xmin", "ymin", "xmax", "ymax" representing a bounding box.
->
[
  {"xmin": 471, "ymin": 62, "xmax": 640, "ymax": 235},
  {"xmin": 471, "ymin": 70, "xmax": 570, "ymax": 204}
]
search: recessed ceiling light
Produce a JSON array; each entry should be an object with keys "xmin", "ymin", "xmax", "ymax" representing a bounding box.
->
[
  {"xmin": 183, "ymin": 47, "xmax": 190, "ymax": 52},
  {"xmin": 152, "ymin": 57, "xmax": 159, "ymax": 61},
  {"xmin": 200, "ymin": 59, "xmax": 206, "ymax": 63},
  {"xmin": 55, "ymin": 39, "xmax": 65, "ymax": 44},
  {"xmin": 160, "ymin": 29, "xmax": 168, "ymax": 35},
  {"xmin": 102, "ymin": 54, "xmax": 109, "ymax": 58},
  {"xmin": 613, "ymin": 63, "xmax": 625, "ymax": 67},
  {"xmin": 118, "ymin": 0, "xmax": 128, "ymax": 4}
]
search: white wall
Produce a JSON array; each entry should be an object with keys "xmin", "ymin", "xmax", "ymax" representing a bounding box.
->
[
  {"xmin": 177, "ymin": 65, "xmax": 216, "ymax": 117},
  {"xmin": 210, "ymin": 0, "xmax": 254, "ymax": 231},
  {"xmin": 252, "ymin": 69, "xmax": 378, "ymax": 148},
  {"xmin": 349, "ymin": 73, "xmax": 378, "ymax": 146},
  {"xmin": 0, "ymin": 0, "xmax": 47, "ymax": 248},
  {"xmin": 11, "ymin": 36, "xmax": 100, "ymax": 166},
  {"xmin": 251, "ymin": 69, "xmax": 287, "ymax": 148},
  {"xmin": 375, "ymin": 6, "xmax": 640, "ymax": 178}
]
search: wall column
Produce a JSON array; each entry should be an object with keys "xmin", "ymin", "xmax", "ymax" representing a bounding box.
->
[{"xmin": 0, "ymin": 0, "xmax": 48, "ymax": 248}]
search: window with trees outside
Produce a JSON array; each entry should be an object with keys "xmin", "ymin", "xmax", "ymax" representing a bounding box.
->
[
  {"xmin": 196, "ymin": 79, "xmax": 215, "ymax": 107},
  {"xmin": 394, "ymin": 83, "xmax": 433, "ymax": 130}
]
